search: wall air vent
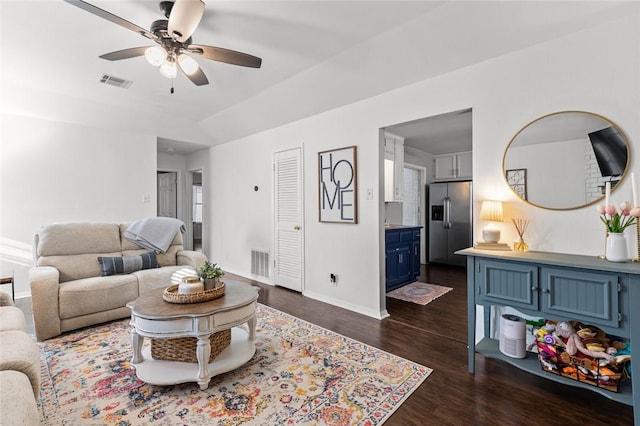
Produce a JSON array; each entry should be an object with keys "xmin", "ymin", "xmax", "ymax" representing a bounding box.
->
[
  {"xmin": 99, "ymin": 74, "xmax": 133, "ymax": 89},
  {"xmin": 251, "ymin": 249, "xmax": 270, "ymax": 278}
]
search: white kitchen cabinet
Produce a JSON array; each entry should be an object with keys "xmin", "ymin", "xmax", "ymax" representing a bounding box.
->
[
  {"xmin": 433, "ymin": 151, "xmax": 472, "ymax": 180},
  {"xmin": 384, "ymin": 134, "xmax": 404, "ymax": 202}
]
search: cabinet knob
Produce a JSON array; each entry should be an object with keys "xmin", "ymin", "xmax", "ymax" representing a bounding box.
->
[
  {"xmin": 531, "ymin": 286, "xmax": 538, "ymax": 291},
  {"xmin": 541, "ymin": 288, "xmax": 550, "ymax": 294}
]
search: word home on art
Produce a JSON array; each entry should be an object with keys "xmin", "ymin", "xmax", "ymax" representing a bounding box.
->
[{"xmin": 318, "ymin": 146, "xmax": 358, "ymax": 223}]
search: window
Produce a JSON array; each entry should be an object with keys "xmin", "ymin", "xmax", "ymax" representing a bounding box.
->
[
  {"xmin": 402, "ymin": 167, "xmax": 420, "ymax": 226},
  {"xmin": 192, "ymin": 185, "xmax": 202, "ymax": 222}
]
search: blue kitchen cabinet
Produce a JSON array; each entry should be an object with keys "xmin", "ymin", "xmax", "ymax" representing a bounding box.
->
[{"xmin": 385, "ymin": 226, "xmax": 422, "ymax": 292}]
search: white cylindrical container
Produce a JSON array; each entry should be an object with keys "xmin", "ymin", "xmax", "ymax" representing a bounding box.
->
[
  {"xmin": 499, "ymin": 314, "xmax": 526, "ymax": 358},
  {"xmin": 178, "ymin": 276, "xmax": 204, "ymax": 294}
]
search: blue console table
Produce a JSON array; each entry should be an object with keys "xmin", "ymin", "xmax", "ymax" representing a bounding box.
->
[{"xmin": 458, "ymin": 248, "xmax": 639, "ymax": 425}]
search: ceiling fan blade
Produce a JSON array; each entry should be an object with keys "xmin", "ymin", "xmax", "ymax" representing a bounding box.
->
[
  {"xmin": 64, "ymin": 0, "xmax": 157, "ymax": 40},
  {"xmin": 188, "ymin": 44, "xmax": 262, "ymax": 68},
  {"xmin": 168, "ymin": 0, "xmax": 205, "ymax": 43},
  {"xmin": 181, "ymin": 66, "xmax": 209, "ymax": 86},
  {"xmin": 99, "ymin": 47, "xmax": 149, "ymax": 61}
]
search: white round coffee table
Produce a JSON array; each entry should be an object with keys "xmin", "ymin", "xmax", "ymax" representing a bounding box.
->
[{"xmin": 126, "ymin": 281, "xmax": 259, "ymax": 390}]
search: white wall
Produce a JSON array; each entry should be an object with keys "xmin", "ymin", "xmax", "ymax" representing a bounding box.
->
[
  {"xmin": 0, "ymin": 114, "xmax": 157, "ymax": 296},
  {"xmin": 206, "ymin": 12, "xmax": 639, "ymax": 318}
]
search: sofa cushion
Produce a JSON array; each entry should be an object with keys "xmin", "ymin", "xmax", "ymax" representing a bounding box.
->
[
  {"xmin": 36, "ymin": 223, "xmax": 121, "ymax": 256},
  {"xmin": 134, "ymin": 265, "xmax": 197, "ymax": 294},
  {"xmin": 59, "ymin": 275, "xmax": 138, "ymax": 319},
  {"xmin": 123, "ymin": 245, "xmax": 180, "ymax": 267},
  {"xmin": 38, "ymin": 252, "xmax": 121, "ymax": 283},
  {"xmin": 97, "ymin": 252, "xmax": 159, "ymax": 276}
]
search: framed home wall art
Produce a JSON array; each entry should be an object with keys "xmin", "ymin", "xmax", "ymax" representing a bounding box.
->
[
  {"xmin": 506, "ymin": 168, "xmax": 527, "ymax": 200},
  {"xmin": 318, "ymin": 146, "xmax": 358, "ymax": 223}
]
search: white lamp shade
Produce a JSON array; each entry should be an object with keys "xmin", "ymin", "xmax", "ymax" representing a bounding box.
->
[
  {"xmin": 479, "ymin": 200, "xmax": 504, "ymax": 222},
  {"xmin": 144, "ymin": 46, "xmax": 167, "ymax": 67},
  {"xmin": 168, "ymin": 0, "xmax": 205, "ymax": 43},
  {"xmin": 178, "ymin": 54, "xmax": 199, "ymax": 75},
  {"xmin": 159, "ymin": 60, "xmax": 178, "ymax": 79}
]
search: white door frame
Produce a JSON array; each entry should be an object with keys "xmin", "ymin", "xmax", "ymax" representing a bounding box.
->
[{"xmin": 273, "ymin": 146, "xmax": 305, "ymax": 292}]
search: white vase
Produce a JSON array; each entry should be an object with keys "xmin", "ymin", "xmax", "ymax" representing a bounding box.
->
[{"xmin": 606, "ymin": 232, "xmax": 628, "ymax": 262}]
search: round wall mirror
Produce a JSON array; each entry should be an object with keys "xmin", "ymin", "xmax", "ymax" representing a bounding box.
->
[{"xmin": 502, "ymin": 111, "xmax": 629, "ymax": 210}]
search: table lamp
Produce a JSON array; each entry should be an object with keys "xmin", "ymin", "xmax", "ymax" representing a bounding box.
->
[{"xmin": 480, "ymin": 200, "xmax": 503, "ymax": 243}]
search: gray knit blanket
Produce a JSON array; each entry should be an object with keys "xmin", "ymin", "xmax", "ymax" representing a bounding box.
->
[{"xmin": 124, "ymin": 217, "xmax": 186, "ymax": 253}]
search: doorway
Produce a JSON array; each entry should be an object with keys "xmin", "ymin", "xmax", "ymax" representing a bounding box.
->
[
  {"xmin": 381, "ymin": 108, "xmax": 473, "ymax": 310},
  {"xmin": 191, "ymin": 171, "xmax": 203, "ymax": 252},
  {"xmin": 273, "ymin": 147, "xmax": 304, "ymax": 292},
  {"xmin": 157, "ymin": 171, "xmax": 177, "ymax": 218}
]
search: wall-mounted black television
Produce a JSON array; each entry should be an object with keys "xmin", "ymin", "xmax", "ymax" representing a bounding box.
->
[{"xmin": 589, "ymin": 126, "xmax": 627, "ymax": 177}]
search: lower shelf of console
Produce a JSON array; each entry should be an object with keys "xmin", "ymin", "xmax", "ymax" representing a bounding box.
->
[{"xmin": 476, "ymin": 338, "xmax": 632, "ymax": 406}]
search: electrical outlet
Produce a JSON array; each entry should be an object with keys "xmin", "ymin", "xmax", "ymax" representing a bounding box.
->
[{"xmin": 330, "ymin": 273, "xmax": 337, "ymax": 285}]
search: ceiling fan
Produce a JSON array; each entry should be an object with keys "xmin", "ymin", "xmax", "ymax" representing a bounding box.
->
[{"xmin": 64, "ymin": 0, "xmax": 262, "ymax": 88}]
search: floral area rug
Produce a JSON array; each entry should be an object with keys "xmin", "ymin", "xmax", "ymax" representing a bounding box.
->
[
  {"xmin": 38, "ymin": 304, "xmax": 431, "ymax": 425},
  {"xmin": 386, "ymin": 282, "xmax": 453, "ymax": 306}
]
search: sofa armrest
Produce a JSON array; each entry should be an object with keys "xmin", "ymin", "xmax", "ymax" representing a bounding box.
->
[
  {"xmin": 29, "ymin": 266, "xmax": 61, "ymax": 341},
  {"xmin": 176, "ymin": 250, "xmax": 207, "ymax": 270}
]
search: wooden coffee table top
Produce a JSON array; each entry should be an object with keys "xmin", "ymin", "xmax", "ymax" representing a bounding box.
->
[{"xmin": 127, "ymin": 281, "xmax": 259, "ymax": 319}]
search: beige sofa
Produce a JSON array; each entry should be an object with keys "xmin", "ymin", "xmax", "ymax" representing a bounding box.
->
[
  {"xmin": 0, "ymin": 292, "xmax": 40, "ymax": 425},
  {"xmin": 30, "ymin": 222, "xmax": 207, "ymax": 341}
]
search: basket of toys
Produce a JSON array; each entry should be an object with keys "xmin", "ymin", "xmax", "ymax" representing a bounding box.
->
[{"xmin": 535, "ymin": 320, "xmax": 631, "ymax": 392}]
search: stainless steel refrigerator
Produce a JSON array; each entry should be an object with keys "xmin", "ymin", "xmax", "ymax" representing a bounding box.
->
[{"xmin": 428, "ymin": 181, "xmax": 472, "ymax": 266}]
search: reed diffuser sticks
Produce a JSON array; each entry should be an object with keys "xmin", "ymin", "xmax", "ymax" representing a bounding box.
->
[{"xmin": 512, "ymin": 218, "xmax": 530, "ymax": 252}]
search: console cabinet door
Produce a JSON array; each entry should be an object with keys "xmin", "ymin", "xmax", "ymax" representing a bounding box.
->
[
  {"xmin": 385, "ymin": 247, "xmax": 399, "ymax": 290},
  {"xmin": 540, "ymin": 267, "xmax": 620, "ymax": 329},
  {"xmin": 476, "ymin": 260, "xmax": 538, "ymax": 311}
]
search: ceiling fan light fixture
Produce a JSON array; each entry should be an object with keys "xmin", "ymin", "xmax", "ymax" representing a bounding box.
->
[
  {"xmin": 168, "ymin": 0, "xmax": 205, "ymax": 43},
  {"xmin": 159, "ymin": 60, "xmax": 178, "ymax": 79},
  {"xmin": 178, "ymin": 54, "xmax": 199, "ymax": 75},
  {"xmin": 145, "ymin": 46, "xmax": 167, "ymax": 66}
]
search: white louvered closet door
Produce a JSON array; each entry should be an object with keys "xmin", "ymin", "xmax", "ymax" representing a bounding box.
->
[{"xmin": 274, "ymin": 148, "xmax": 303, "ymax": 292}]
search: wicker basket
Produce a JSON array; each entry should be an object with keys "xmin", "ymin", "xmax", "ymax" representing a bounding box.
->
[
  {"xmin": 162, "ymin": 282, "xmax": 225, "ymax": 304},
  {"xmin": 150, "ymin": 329, "xmax": 231, "ymax": 363}
]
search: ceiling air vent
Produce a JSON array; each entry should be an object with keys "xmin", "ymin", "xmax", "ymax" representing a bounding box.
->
[{"xmin": 99, "ymin": 74, "xmax": 133, "ymax": 89}]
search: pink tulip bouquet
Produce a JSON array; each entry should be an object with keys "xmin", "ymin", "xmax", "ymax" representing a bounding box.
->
[{"xmin": 597, "ymin": 202, "xmax": 640, "ymax": 233}]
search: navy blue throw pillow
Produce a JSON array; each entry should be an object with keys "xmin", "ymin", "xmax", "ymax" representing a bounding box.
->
[{"xmin": 97, "ymin": 252, "xmax": 159, "ymax": 276}]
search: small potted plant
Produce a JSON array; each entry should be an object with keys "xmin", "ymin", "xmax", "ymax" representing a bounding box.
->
[{"xmin": 198, "ymin": 261, "xmax": 224, "ymax": 290}]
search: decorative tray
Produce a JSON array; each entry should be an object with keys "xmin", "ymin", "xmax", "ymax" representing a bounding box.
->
[{"xmin": 162, "ymin": 282, "xmax": 225, "ymax": 304}]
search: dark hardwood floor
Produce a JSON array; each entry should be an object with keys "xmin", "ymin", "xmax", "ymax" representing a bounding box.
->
[{"xmin": 16, "ymin": 264, "xmax": 633, "ymax": 425}]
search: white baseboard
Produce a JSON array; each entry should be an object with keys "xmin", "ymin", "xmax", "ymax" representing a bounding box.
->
[
  {"xmin": 223, "ymin": 267, "xmax": 274, "ymax": 286},
  {"xmin": 303, "ymin": 289, "xmax": 388, "ymax": 320}
]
